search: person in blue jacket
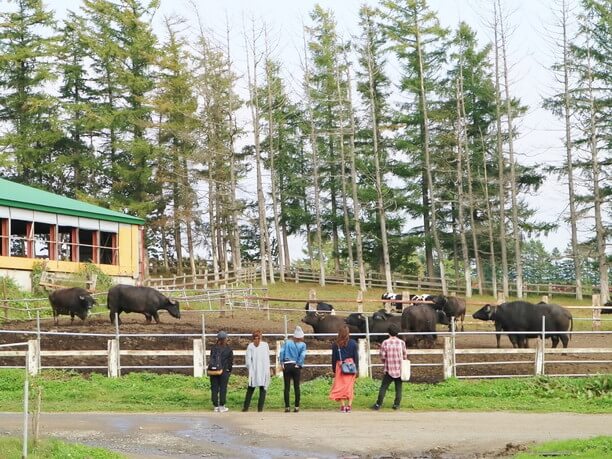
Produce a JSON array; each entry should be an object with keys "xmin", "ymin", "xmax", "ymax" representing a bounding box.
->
[{"xmin": 279, "ymin": 326, "xmax": 307, "ymax": 412}]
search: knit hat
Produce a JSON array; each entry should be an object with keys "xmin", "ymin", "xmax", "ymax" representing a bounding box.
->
[
  {"xmin": 293, "ymin": 326, "xmax": 305, "ymax": 339},
  {"xmin": 217, "ymin": 330, "xmax": 228, "ymax": 339}
]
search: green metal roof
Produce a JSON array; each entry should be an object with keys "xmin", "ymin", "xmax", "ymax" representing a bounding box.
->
[{"xmin": 0, "ymin": 178, "xmax": 145, "ymax": 225}]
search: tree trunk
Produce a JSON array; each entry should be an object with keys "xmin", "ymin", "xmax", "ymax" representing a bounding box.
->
[
  {"xmin": 335, "ymin": 66, "xmax": 355, "ymax": 286},
  {"xmin": 456, "ymin": 80, "xmax": 472, "ymax": 298},
  {"xmin": 345, "ymin": 65, "xmax": 367, "ymax": 292},
  {"xmin": 498, "ymin": 0, "xmax": 523, "ymax": 298},
  {"xmin": 560, "ymin": 0, "xmax": 582, "ymax": 300},
  {"xmin": 494, "ymin": 2, "xmax": 509, "ymax": 299},
  {"xmin": 480, "ymin": 129, "xmax": 498, "ymax": 296},
  {"xmin": 415, "ymin": 11, "xmax": 447, "ymax": 295},
  {"xmin": 365, "ymin": 32, "xmax": 393, "ymax": 293}
]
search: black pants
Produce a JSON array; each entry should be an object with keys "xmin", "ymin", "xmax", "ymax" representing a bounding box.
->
[
  {"xmin": 210, "ymin": 371, "xmax": 230, "ymax": 407},
  {"xmin": 283, "ymin": 363, "xmax": 302, "ymax": 408},
  {"xmin": 376, "ymin": 372, "xmax": 403, "ymax": 406},
  {"xmin": 243, "ymin": 386, "xmax": 267, "ymax": 411}
]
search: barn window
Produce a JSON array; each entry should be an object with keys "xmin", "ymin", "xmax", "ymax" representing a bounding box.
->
[
  {"xmin": 10, "ymin": 219, "xmax": 32, "ymax": 257},
  {"xmin": 78, "ymin": 229, "xmax": 94, "ymax": 263},
  {"xmin": 58, "ymin": 225, "xmax": 76, "ymax": 262},
  {"xmin": 33, "ymin": 222, "xmax": 52, "ymax": 258},
  {"xmin": 100, "ymin": 231, "xmax": 117, "ymax": 265}
]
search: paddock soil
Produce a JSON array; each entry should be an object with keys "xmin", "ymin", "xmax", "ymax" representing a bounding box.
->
[{"xmin": 0, "ymin": 309, "xmax": 611, "ymax": 381}]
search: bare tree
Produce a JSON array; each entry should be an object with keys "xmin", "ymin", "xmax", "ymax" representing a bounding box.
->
[
  {"xmin": 345, "ymin": 64, "xmax": 367, "ymax": 291},
  {"xmin": 497, "ymin": 0, "xmax": 523, "ymax": 298}
]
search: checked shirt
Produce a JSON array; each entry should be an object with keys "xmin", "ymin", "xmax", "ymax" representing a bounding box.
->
[{"xmin": 380, "ymin": 336, "xmax": 407, "ymax": 379}]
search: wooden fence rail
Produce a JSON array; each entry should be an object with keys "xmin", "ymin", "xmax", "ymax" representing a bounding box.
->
[{"xmin": 2, "ymin": 328, "xmax": 610, "ymax": 380}]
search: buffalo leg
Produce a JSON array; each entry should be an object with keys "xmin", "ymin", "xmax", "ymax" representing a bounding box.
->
[
  {"xmin": 144, "ymin": 313, "xmax": 152, "ymax": 324},
  {"xmin": 551, "ymin": 336, "xmax": 560, "ymax": 348},
  {"xmin": 153, "ymin": 312, "xmax": 160, "ymax": 323}
]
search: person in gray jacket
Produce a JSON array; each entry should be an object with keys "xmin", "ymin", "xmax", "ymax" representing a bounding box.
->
[{"xmin": 242, "ymin": 330, "xmax": 271, "ymax": 412}]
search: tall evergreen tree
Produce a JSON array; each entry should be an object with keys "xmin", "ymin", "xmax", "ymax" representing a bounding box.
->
[{"xmin": 0, "ymin": 0, "xmax": 62, "ymax": 189}]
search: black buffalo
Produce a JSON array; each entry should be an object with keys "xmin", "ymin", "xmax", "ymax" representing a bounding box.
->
[
  {"xmin": 401, "ymin": 304, "xmax": 449, "ymax": 348},
  {"xmin": 472, "ymin": 301, "xmax": 573, "ymax": 348},
  {"xmin": 345, "ymin": 310, "xmax": 402, "ymax": 343},
  {"xmin": 301, "ymin": 311, "xmax": 359, "ymax": 337},
  {"xmin": 602, "ymin": 301, "xmax": 612, "ymax": 314},
  {"xmin": 49, "ymin": 287, "xmax": 96, "ymax": 325},
  {"xmin": 107, "ymin": 285, "xmax": 180, "ymax": 325},
  {"xmin": 304, "ymin": 301, "xmax": 335, "ymax": 313},
  {"xmin": 431, "ymin": 295, "xmax": 467, "ymax": 331}
]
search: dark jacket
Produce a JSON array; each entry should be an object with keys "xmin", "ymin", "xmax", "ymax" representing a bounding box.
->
[
  {"xmin": 331, "ymin": 339, "xmax": 358, "ymax": 372},
  {"xmin": 210, "ymin": 344, "xmax": 233, "ymax": 372}
]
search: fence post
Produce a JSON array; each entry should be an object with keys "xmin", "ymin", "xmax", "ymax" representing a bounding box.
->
[
  {"xmin": 2, "ymin": 277, "xmax": 8, "ymax": 320},
  {"xmin": 401, "ymin": 291, "xmax": 411, "ymax": 312},
  {"xmin": 356, "ymin": 290, "xmax": 363, "ymax": 313},
  {"xmin": 295, "ymin": 267, "xmax": 299, "ymax": 284},
  {"xmin": 548, "ymin": 283, "xmax": 553, "ymax": 299},
  {"xmin": 108, "ymin": 339, "xmax": 120, "ymax": 377},
  {"xmin": 275, "ymin": 340, "xmax": 283, "ymax": 377},
  {"xmin": 193, "ymin": 339, "xmax": 204, "ymax": 377},
  {"xmin": 497, "ymin": 292, "xmax": 505, "ymax": 304},
  {"xmin": 27, "ymin": 339, "xmax": 40, "ymax": 376},
  {"xmin": 307, "ymin": 289, "xmax": 317, "ymax": 311},
  {"xmin": 220, "ymin": 289, "xmax": 226, "ymax": 318},
  {"xmin": 534, "ymin": 338, "xmax": 545, "ymax": 376},
  {"xmin": 592, "ymin": 294, "xmax": 601, "ymax": 331},
  {"xmin": 443, "ymin": 337, "xmax": 454, "ymax": 380},
  {"xmin": 358, "ymin": 339, "xmax": 368, "ymax": 378},
  {"xmin": 541, "ymin": 295, "xmax": 549, "ymax": 304}
]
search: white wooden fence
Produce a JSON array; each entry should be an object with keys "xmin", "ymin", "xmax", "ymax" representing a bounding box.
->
[{"xmin": 1, "ymin": 329, "xmax": 610, "ymax": 380}]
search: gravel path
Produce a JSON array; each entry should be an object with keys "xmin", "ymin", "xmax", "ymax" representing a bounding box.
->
[{"xmin": 1, "ymin": 411, "xmax": 611, "ymax": 458}]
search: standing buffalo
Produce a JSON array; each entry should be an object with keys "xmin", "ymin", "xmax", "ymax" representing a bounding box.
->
[
  {"xmin": 431, "ymin": 295, "xmax": 466, "ymax": 331},
  {"xmin": 401, "ymin": 304, "xmax": 449, "ymax": 348},
  {"xmin": 602, "ymin": 301, "xmax": 612, "ymax": 314},
  {"xmin": 107, "ymin": 285, "xmax": 180, "ymax": 325},
  {"xmin": 472, "ymin": 301, "xmax": 573, "ymax": 348},
  {"xmin": 381, "ymin": 292, "xmax": 404, "ymax": 312},
  {"xmin": 301, "ymin": 311, "xmax": 359, "ymax": 337},
  {"xmin": 304, "ymin": 301, "xmax": 335, "ymax": 314},
  {"xmin": 345, "ymin": 310, "xmax": 402, "ymax": 343},
  {"xmin": 49, "ymin": 287, "xmax": 96, "ymax": 325}
]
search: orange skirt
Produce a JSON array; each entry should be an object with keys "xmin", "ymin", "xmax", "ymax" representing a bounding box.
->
[{"xmin": 329, "ymin": 359, "xmax": 356, "ymax": 401}]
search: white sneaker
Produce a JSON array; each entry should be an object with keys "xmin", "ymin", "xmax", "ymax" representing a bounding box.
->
[
  {"xmin": 214, "ymin": 406, "xmax": 220, "ymax": 412},
  {"xmin": 218, "ymin": 406, "xmax": 229, "ymax": 413}
]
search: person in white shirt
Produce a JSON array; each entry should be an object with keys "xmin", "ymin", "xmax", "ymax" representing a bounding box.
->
[{"xmin": 242, "ymin": 330, "xmax": 271, "ymax": 412}]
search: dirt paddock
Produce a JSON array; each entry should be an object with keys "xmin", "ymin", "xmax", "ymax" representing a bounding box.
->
[{"xmin": 1, "ymin": 308, "xmax": 611, "ymax": 381}]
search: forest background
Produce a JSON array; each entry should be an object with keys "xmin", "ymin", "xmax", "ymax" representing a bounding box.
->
[{"xmin": 0, "ymin": 0, "xmax": 609, "ymax": 301}]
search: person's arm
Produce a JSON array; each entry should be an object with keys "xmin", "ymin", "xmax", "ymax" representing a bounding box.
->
[
  {"xmin": 331, "ymin": 343, "xmax": 338, "ymax": 371},
  {"xmin": 351, "ymin": 340, "xmax": 359, "ymax": 371},
  {"xmin": 380, "ymin": 340, "xmax": 387, "ymax": 363},
  {"xmin": 279, "ymin": 341, "xmax": 286, "ymax": 364},
  {"xmin": 245, "ymin": 344, "xmax": 252, "ymax": 370},
  {"xmin": 402, "ymin": 340, "xmax": 408, "ymax": 359},
  {"xmin": 228, "ymin": 348, "xmax": 234, "ymax": 372},
  {"xmin": 297, "ymin": 343, "xmax": 306, "ymax": 367}
]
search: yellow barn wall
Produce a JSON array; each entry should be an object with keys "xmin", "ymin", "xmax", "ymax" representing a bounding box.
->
[{"xmin": 0, "ymin": 224, "xmax": 142, "ymax": 279}]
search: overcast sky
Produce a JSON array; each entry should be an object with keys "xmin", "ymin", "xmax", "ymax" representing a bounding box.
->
[{"xmin": 33, "ymin": 0, "xmax": 579, "ymax": 254}]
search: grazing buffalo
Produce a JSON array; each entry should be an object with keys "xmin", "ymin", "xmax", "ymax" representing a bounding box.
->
[
  {"xmin": 49, "ymin": 287, "xmax": 96, "ymax": 325},
  {"xmin": 301, "ymin": 311, "xmax": 359, "ymax": 338},
  {"xmin": 345, "ymin": 310, "xmax": 402, "ymax": 343},
  {"xmin": 107, "ymin": 285, "xmax": 180, "ymax": 325},
  {"xmin": 602, "ymin": 301, "xmax": 612, "ymax": 314},
  {"xmin": 304, "ymin": 301, "xmax": 335, "ymax": 314},
  {"xmin": 431, "ymin": 295, "xmax": 467, "ymax": 331},
  {"xmin": 401, "ymin": 304, "xmax": 449, "ymax": 348},
  {"xmin": 472, "ymin": 301, "xmax": 573, "ymax": 349}
]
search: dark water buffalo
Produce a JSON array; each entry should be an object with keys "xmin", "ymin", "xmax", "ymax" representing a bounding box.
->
[
  {"xmin": 301, "ymin": 311, "xmax": 359, "ymax": 337},
  {"xmin": 49, "ymin": 287, "xmax": 96, "ymax": 325},
  {"xmin": 345, "ymin": 310, "xmax": 402, "ymax": 343},
  {"xmin": 431, "ymin": 295, "xmax": 466, "ymax": 331},
  {"xmin": 472, "ymin": 301, "xmax": 573, "ymax": 349},
  {"xmin": 602, "ymin": 301, "xmax": 612, "ymax": 314},
  {"xmin": 304, "ymin": 301, "xmax": 335, "ymax": 314},
  {"xmin": 401, "ymin": 304, "xmax": 449, "ymax": 348},
  {"xmin": 107, "ymin": 285, "xmax": 180, "ymax": 325}
]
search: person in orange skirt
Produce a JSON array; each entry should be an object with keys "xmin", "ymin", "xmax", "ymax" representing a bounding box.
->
[{"xmin": 329, "ymin": 324, "xmax": 359, "ymax": 412}]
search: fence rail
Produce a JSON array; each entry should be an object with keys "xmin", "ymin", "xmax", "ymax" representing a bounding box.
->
[{"xmin": 2, "ymin": 327, "xmax": 610, "ymax": 380}]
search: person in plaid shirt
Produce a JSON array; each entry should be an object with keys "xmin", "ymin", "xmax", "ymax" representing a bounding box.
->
[{"xmin": 371, "ymin": 323, "xmax": 407, "ymax": 410}]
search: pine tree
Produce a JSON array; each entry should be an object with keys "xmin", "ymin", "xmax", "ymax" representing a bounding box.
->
[{"xmin": 0, "ymin": 0, "xmax": 62, "ymax": 189}]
